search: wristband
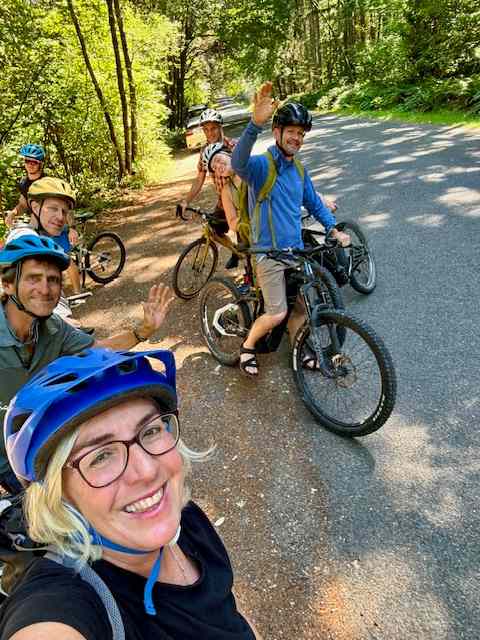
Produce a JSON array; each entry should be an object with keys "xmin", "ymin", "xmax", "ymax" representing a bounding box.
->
[{"xmin": 132, "ymin": 328, "xmax": 148, "ymax": 343}]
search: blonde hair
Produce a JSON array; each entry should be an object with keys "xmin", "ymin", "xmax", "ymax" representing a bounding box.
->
[{"xmin": 24, "ymin": 426, "xmax": 213, "ymax": 566}]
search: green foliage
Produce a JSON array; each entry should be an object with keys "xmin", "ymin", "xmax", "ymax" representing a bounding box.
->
[
  {"xmin": 308, "ymin": 75, "xmax": 480, "ymax": 116},
  {"xmin": 216, "ymin": 0, "xmax": 292, "ymax": 81},
  {"xmin": 164, "ymin": 128, "xmax": 187, "ymax": 150},
  {"xmin": 0, "ymin": 0, "xmax": 177, "ymax": 209},
  {"xmin": 289, "ymin": 90, "xmax": 326, "ymax": 110}
]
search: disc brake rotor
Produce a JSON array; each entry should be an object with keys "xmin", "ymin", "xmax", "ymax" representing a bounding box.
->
[
  {"xmin": 331, "ymin": 353, "xmax": 357, "ymax": 388},
  {"xmin": 212, "ymin": 303, "xmax": 243, "ymax": 337}
]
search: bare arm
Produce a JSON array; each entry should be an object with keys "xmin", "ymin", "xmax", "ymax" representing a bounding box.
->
[
  {"xmin": 221, "ymin": 183, "xmax": 238, "ymax": 232},
  {"xmin": 95, "ymin": 284, "xmax": 174, "ymax": 350},
  {"xmin": 5, "ymin": 195, "xmax": 28, "ymax": 226},
  {"xmin": 10, "ymin": 622, "xmax": 86, "ymax": 640},
  {"xmin": 181, "ymin": 170, "xmax": 206, "ymax": 209}
]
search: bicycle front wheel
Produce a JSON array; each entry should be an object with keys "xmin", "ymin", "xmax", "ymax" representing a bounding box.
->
[
  {"xmin": 200, "ymin": 276, "xmax": 251, "ymax": 366},
  {"xmin": 293, "ymin": 310, "xmax": 396, "ymax": 436},
  {"xmin": 337, "ymin": 220, "xmax": 376, "ymax": 294},
  {"xmin": 86, "ymin": 232, "xmax": 126, "ymax": 284},
  {"xmin": 172, "ymin": 238, "xmax": 218, "ymax": 300}
]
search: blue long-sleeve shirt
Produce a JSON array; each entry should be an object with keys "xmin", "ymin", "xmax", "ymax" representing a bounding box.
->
[{"xmin": 231, "ymin": 120, "xmax": 336, "ymax": 251}]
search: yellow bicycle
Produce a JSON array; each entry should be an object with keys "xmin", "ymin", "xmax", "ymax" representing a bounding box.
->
[{"xmin": 172, "ymin": 204, "xmax": 245, "ymax": 300}]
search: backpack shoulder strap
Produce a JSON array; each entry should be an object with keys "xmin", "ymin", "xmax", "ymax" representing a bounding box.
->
[
  {"xmin": 46, "ymin": 551, "xmax": 125, "ymax": 640},
  {"xmin": 257, "ymin": 151, "xmax": 277, "ymax": 202},
  {"xmin": 293, "ymin": 157, "xmax": 305, "ymax": 182}
]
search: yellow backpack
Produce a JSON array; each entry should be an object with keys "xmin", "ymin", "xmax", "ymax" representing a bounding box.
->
[{"xmin": 236, "ymin": 150, "xmax": 304, "ymax": 247}]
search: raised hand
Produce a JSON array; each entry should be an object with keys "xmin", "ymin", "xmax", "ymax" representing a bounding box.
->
[
  {"xmin": 252, "ymin": 81, "xmax": 280, "ymax": 127},
  {"xmin": 5, "ymin": 210, "xmax": 17, "ymax": 227},
  {"xmin": 138, "ymin": 283, "xmax": 175, "ymax": 339}
]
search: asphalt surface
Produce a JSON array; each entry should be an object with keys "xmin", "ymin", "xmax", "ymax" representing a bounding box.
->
[{"xmin": 79, "ymin": 115, "xmax": 480, "ymax": 639}]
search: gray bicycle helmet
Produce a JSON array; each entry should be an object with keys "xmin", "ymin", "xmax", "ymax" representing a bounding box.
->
[{"xmin": 199, "ymin": 109, "xmax": 223, "ymax": 126}]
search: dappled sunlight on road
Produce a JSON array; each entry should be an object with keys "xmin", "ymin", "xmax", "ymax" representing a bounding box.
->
[
  {"xmin": 406, "ymin": 213, "xmax": 446, "ymax": 226},
  {"xmin": 384, "ymin": 154, "xmax": 418, "ymax": 164},
  {"xmin": 371, "ymin": 169, "xmax": 402, "ymax": 180},
  {"xmin": 130, "ymin": 255, "xmax": 178, "ymax": 282},
  {"xmin": 358, "ymin": 212, "xmax": 391, "ymax": 228},
  {"xmin": 437, "ymin": 186, "xmax": 480, "ymax": 215},
  {"xmin": 310, "ymin": 552, "xmax": 453, "ymax": 639},
  {"xmin": 381, "ymin": 132, "xmax": 429, "ymax": 146}
]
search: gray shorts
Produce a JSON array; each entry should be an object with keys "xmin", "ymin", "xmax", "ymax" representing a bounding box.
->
[{"xmin": 255, "ymin": 257, "xmax": 289, "ymax": 315}]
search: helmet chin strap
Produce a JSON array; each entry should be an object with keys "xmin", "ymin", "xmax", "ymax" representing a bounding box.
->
[
  {"xmin": 32, "ymin": 200, "xmax": 47, "ymax": 236},
  {"xmin": 9, "ymin": 261, "xmax": 53, "ymax": 321},
  {"xmin": 90, "ymin": 524, "xmax": 182, "ymax": 616},
  {"xmin": 276, "ymin": 128, "xmax": 295, "ymax": 159}
]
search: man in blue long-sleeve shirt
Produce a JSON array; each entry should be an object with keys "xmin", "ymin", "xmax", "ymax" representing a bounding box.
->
[{"xmin": 231, "ymin": 82, "xmax": 350, "ymax": 377}]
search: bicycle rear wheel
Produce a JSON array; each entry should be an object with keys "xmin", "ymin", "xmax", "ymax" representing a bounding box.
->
[
  {"xmin": 293, "ymin": 309, "xmax": 396, "ymax": 436},
  {"xmin": 337, "ymin": 221, "xmax": 376, "ymax": 294},
  {"xmin": 200, "ymin": 276, "xmax": 251, "ymax": 366},
  {"xmin": 86, "ymin": 232, "xmax": 126, "ymax": 284},
  {"xmin": 172, "ymin": 238, "xmax": 218, "ymax": 300}
]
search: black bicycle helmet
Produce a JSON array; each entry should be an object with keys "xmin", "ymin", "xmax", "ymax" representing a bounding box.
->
[{"xmin": 272, "ymin": 102, "xmax": 312, "ymax": 132}]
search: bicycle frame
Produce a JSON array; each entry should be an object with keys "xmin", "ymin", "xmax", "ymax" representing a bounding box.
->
[{"xmin": 242, "ymin": 250, "xmax": 338, "ymax": 357}]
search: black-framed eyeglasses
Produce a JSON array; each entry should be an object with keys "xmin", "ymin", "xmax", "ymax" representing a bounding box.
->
[{"xmin": 65, "ymin": 413, "xmax": 180, "ymax": 488}]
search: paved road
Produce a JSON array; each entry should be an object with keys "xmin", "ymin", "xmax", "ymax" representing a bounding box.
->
[
  {"xmin": 84, "ymin": 116, "xmax": 480, "ymax": 639},
  {"xmin": 225, "ymin": 115, "xmax": 480, "ymax": 638},
  {"xmin": 240, "ymin": 115, "xmax": 479, "ymax": 638}
]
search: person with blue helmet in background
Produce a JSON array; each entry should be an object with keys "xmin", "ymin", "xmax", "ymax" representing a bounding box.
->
[
  {"xmin": 0, "ymin": 234, "xmax": 174, "ymax": 494},
  {"xmin": 5, "ymin": 144, "xmax": 46, "ymax": 228},
  {"xmin": 0, "ymin": 348, "xmax": 261, "ymax": 639}
]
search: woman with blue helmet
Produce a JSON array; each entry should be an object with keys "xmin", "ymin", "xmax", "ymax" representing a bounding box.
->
[{"xmin": 0, "ymin": 348, "xmax": 260, "ymax": 640}]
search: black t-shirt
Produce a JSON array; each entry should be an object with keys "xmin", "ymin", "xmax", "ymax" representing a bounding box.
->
[
  {"xmin": 18, "ymin": 174, "xmax": 44, "ymax": 199},
  {"xmin": 0, "ymin": 502, "xmax": 255, "ymax": 640}
]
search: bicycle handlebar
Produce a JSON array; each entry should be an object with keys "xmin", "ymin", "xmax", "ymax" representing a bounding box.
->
[
  {"xmin": 175, "ymin": 204, "xmax": 226, "ymax": 226},
  {"xmin": 176, "ymin": 204, "xmax": 202, "ymax": 221},
  {"xmin": 247, "ymin": 245, "xmax": 331, "ymax": 262}
]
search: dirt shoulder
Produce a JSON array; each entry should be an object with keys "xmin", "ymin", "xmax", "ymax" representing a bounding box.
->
[{"xmin": 74, "ymin": 150, "xmax": 353, "ymax": 640}]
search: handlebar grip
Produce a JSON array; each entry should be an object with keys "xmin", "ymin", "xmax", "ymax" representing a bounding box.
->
[{"xmin": 176, "ymin": 204, "xmax": 190, "ymax": 221}]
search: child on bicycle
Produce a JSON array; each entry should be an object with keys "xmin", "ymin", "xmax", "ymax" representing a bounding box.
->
[
  {"xmin": 180, "ymin": 110, "xmax": 239, "ymax": 269},
  {"xmin": 201, "ymin": 143, "xmax": 242, "ymax": 236}
]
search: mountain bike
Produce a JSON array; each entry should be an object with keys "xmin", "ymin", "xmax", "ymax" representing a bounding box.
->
[
  {"xmin": 199, "ymin": 243, "xmax": 396, "ymax": 436},
  {"xmin": 302, "ymin": 215, "xmax": 376, "ymax": 294},
  {"xmin": 72, "ymin": 210, "xmax": 126, "ymax": 288},
  {"xmin": 173, "ymin": 204, "xmax": 245, "ymax": 299}
]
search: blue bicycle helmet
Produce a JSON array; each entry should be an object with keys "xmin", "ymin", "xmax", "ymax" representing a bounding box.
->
[
  {"xmin": 19, "ymin": 144, "xmax": 45, "ymax": 162},
  {"xmin": 0, "ymin": 234, "xmax": 70, "ymax": 272},
  {"xmin": 5, "ymin": 348, "xmax": 178, "ymax": 483}
]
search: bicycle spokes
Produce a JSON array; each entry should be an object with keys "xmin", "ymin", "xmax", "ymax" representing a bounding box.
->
[{"xmin": 294, "ymin": 310, "xmax": 396, "ymax": 436}]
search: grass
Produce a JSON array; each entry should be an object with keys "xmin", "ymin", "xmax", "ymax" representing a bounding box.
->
[{"xmin": 327, "ymin": 106, "xmax": 480, "ymax": 128}]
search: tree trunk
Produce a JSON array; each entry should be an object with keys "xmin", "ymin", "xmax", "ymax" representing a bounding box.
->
[
  {"xmin": 66, "ymin": 0, "xmax": 125, "ymax": 179},
  {"xmin": 113, "ymin": 0, "xmax": 138, "ymax": 166},
  {"xmin": 106, "ymin": 0, "xmax": 131, "ymax": 173}
]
